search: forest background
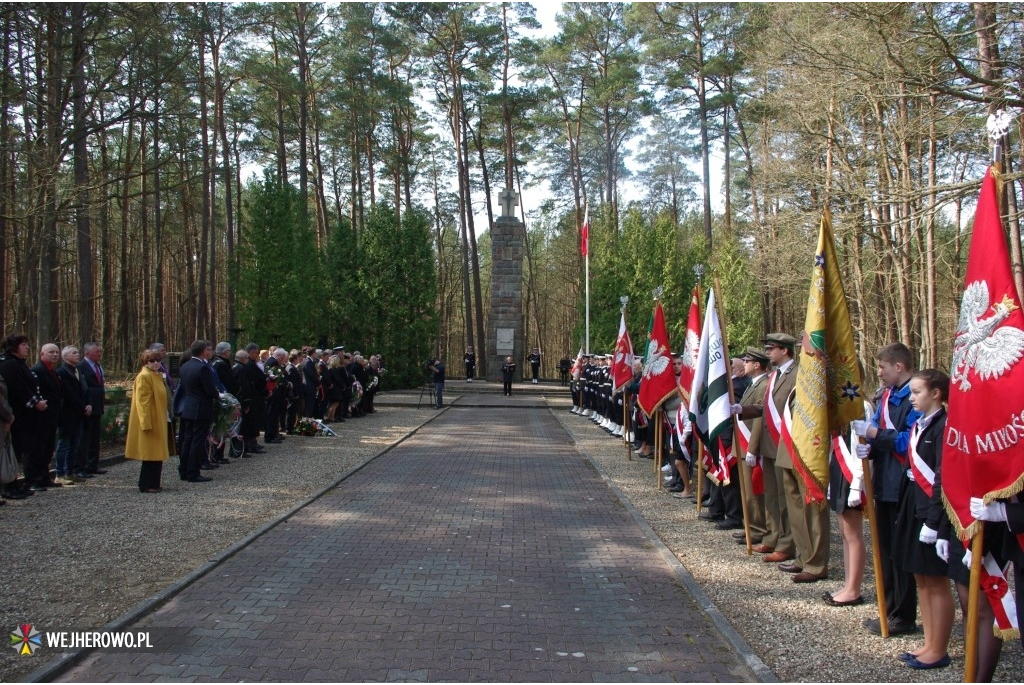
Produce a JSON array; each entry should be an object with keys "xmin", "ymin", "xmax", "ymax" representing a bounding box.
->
[{"xmin": 2, "ymin": 2, "xmax": 1023, "ymax": 390}]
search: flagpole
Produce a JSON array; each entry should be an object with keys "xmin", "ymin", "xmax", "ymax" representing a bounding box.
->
[
  {"xmin": 584, "ymin": 206, "xmax": 590, "ymax": 356},
  {"xmin": 859, "ymin": 442, "xmax": 889, "ymax": 638},
  {"xmin": 654, "ymin": 410, "xmax": 663, "ymax": 488},
  {"xmin": 964, "ymin": 531, "xmax": 985, "ymax": 683},
  {"xmin": 713, "ymin": 277, "xmax": 752, "ymax": 554}
]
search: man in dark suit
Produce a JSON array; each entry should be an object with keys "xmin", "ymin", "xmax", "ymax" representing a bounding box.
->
[
  {"xmin": 264, "ymin": 348, "xmax": 288, "ymax": 442},
  {"xmin": 30, "ymin": 343, "xmax": 63, "ymax": 488},
  {"xmin": 175, "ymin": 340, "xmax": 219, "ymax": 482},
  {"xmin": 78, "ymin": 341, "xmax": 107, "ymax": 477},
  {"xmin": 232, "ymin": 350, "xmax": 262, "ymax": 455},
  {"xmin": 302, "ymin": 348, "xmax": 319, "ymax": 418},
  {"xmin": 315, "ymin": 350, "xmax": 330, "ymax": 419},
  {"xmin": 210, "ymin": 342, "xmax": 237, "ymax": 464},
  {"xmin": 56, "ymin": 345, "xmax": 90, "ymax": 484}
]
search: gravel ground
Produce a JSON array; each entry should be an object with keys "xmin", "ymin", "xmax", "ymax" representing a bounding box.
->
[
  {"xmin": 550, "ymin": 397, "xmax": 1023, "ymax": 683},
  {"xmin": 0, "ymin": 406, "xmax": 438, "ymax": 683}
]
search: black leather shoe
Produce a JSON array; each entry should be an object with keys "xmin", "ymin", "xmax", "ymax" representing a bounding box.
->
[
  {"xmin": 666, "ymin": 483, "xmax": 685, "ymax": 492},
  {"xmin": 186, "ymin": 475, "xmax": 213, "ymax": 483},
  {"xmin": 863, "ymin": 616, "xmax": 918, "ymax": 635},
  {"xmin": 716, "ymin": 519, "xmax": 743, "ymax": 530},
  {"xmin": 89, "ymin": 469, "xmax": 108, "ymax": 475},
  {"xmin": 698, "ymin": 512, "xmax": 724, "ymax": 522},
  {"xmin": 2, "ymin": 490, "xmax": 28, "ymax": 500}
]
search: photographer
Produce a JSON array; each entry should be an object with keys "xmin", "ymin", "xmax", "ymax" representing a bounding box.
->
[
  {"xmin": 428, "ymin": 357, "xmax": 446, "ymax": 409},
  {"xmin": 501, "ymin": 356, "xmax": 516, "ymax": 396}
]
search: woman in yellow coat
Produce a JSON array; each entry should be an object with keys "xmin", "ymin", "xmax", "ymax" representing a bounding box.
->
[{"xmin": 125, "ymin": 349, "xmax": 172, "ymax": 493}]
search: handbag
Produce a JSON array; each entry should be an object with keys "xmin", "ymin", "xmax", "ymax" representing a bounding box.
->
[{"xmin": 0, "ymin": 435, "xmax": 19, "ymax": 484}]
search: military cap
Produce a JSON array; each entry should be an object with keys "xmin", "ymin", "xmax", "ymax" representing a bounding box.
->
[
  {"xmin": 763, "ymin": 332, "xmax": 796, "ymax": 350},
  {"xmin": 741, "ymin": 346, "xmax": 769, "ymax": 364}
]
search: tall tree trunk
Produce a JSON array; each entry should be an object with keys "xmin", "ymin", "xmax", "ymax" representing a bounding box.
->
[
  {"xmin": 71, "ymin": 3, "xmax": 94, "ymax": 341},
  {"xmin": 973, "ymin": 2, "xmax": 1023, "ymax": 297},
  {"xmin": 460, "ymin": 105, "xmax": 486, "ymax": 376},
  {"xmin": 295, "ymin": 2, "xmax": 309, "ymax": 226},
  {"xmin": 691, "ymin": 7, "xmax": 713, "ymax": 248},
  {"xmin": 197, "ymin": 23, "xmax": 211, "ymax": 340}
]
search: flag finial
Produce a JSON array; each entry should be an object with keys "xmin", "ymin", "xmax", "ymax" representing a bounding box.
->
[
  {"xmin": 652, "ymin": 286, "xmax": 664, "ymax": 301},
  {"xmin": 620, "ymin": 296, "xmax": 629, "ymax": 313},
  {"xmin": 987, "ymin": 110, "xmax": 1014, "ymax": 142}
]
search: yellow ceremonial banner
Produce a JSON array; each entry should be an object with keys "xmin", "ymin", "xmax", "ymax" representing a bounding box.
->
[{"xmin": 789, "ymin": 210, "xmax": 864, "ymax": 504}]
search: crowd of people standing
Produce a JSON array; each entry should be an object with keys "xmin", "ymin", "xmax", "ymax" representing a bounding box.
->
[{"xmin": 0, "ymin": 334, "xmax": 384, "ymax": 498}]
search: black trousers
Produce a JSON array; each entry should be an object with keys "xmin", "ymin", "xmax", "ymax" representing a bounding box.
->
[
  {"xmin": 265, "ymin": 395, "xmax": 282, "ymax": 440},
  {"xmin": 77, "ymin": 414, "xmax": 102, "ymax": 473},
  {"xmin": 138, "ymin": 460, "xmax": 163, "ymax": 490},
  {"xmin": 178, "ymin": 417, "xmax": 209, "ymax": 481},
  {"xmin": 503, "ymin": 378, "xmax": 512, "ymax": 395},
  {"xmin": 876, "ymin": 499, "xmax": 918, "ymax": 622}
]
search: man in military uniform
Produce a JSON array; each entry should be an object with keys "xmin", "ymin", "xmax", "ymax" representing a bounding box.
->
[{"xmin": 527, "ymin": 348, "xmax": 541, "ymax": 384}]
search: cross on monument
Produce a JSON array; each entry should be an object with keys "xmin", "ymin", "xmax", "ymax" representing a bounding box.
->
[{"xmin": 498, "ymin": 187, "xmax": 518, "ymax": 219}]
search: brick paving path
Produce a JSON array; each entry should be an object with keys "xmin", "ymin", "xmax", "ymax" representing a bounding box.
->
[{"xmin": 57, "ymin": 402, "xmax": 756, "ymax": 682}]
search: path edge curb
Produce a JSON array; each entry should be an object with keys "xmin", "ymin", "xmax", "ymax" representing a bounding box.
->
[{"xmin": 21, "ymin": 409, "xmax": 448, "ymax": 683}]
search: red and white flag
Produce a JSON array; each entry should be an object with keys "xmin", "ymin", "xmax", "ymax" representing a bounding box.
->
[
  {"xmin": 580, "ymin": 208, "xmax": 589, "ymax": 257},
  {"xmin": 570, "ymin": 347, "xmax": 584, "ymax": 379},
  {"xmin": 942, "ymin": 166, "xmax": 1024, "ymax": 541},
  {"xmin": 677, "ymin": 287, "xmax": 701, "ymax": 407},
  {"xmin": 637, "ymin": 301, "xmax": 676, "ymax": 418},
  {"xmin": 611, "ymin": 312, "xmax": 634, "ymax": 394}
]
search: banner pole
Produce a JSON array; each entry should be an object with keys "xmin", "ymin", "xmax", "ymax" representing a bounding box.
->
[
  {"xmin": 712, "ymin": 277, "xmax": 749, "ymax": 554},
  {"xmin": 963, "ymin": 531, "xmax": 985, "ymax": 683},
  {"xmin": 655, "ymin": 410, "xmax": 663, "ymax": 489},
  {"xmin": 624, "ymin": 395, "xmax": 631, "ymax": 461},
  {"xmin": 695, "ymin": 442, "xmax": 704, "ymax": 513},
  {"xmin": 859, "ymin": 454, "xmax": 889, "ymax": 638}
]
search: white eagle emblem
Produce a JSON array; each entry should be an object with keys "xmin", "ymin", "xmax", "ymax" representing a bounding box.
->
[
  {"xmin": 682, "ymin": 329, "xmax": 700, "ymax": 370},
  {"xmin": 950, "ymin": 280, "xmax": 1024, "ymax": 391},
  {"xmin": 642, "ymin": 339, "xmax": 670, "ymax": 379}
]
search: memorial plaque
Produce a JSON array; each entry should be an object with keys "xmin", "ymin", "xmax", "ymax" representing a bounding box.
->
[{"xmin": 496, "ymin": 328, "xmax": 515, "ymax": 355}]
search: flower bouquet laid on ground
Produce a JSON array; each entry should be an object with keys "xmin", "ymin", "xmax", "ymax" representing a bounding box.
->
[{"xmin": 292, "ymin": 417, "xmax": 337, "ymax": 437}]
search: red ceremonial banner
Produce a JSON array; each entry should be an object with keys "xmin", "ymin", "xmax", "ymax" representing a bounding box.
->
[
  {"xmin": 637, "ymin": 301, "xmax": 676, "ymax": 418},
  {"xmin": 611, "ymin": 312, "xmax": 634, "ymax": 394},
  {"xmin": 677, "ymin": 287, "xmax": 701, "ymax": 407},
  {"xmin": 942, "ymin": 166, "xmax": 1024, "ymax": 539}
]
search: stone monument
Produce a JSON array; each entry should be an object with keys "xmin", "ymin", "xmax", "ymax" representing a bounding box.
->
[{"xmin": 486, "ymin": 188, "xmax": 525, "ymax": 382}]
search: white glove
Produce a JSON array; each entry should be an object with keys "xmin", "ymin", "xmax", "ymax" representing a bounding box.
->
[
  {"xmin": 970, "ymin": 497, "xmax": 1008, "ymax": 522},
  {"xmin": 855, "ymin": 443, "xmax": 870, "ymax": 459},
  {"xmin": 936, "ymin": 539, "xmax": 949, "ymax": 562},
  {"xmin": 851, "ymin": 419, "xmax": 870, "ymax": 437},
  {"xmin": 847, "ymin": 489, "xmax": 862, "ymax": 508},
  {"xmin": 906, "ymin": 469, "xmax": 915, "ymax": 482},
  {"xmin": 744, "ymin": 452, "xmax": 757, "ymax": 467},
  {"xmin": 617, "ymin": 398, "xmax": 623, "ymax": 406},
  {"xmin": 963, "ymin": 548, "xmax": 973, "ymax": 569},
  {"xmin": 918, "ymin": 524, "xmax": 938, "ymax": 545},
  {"xmin": 730, "ymin": 403, "xmax": 743, "ymax": 416}
]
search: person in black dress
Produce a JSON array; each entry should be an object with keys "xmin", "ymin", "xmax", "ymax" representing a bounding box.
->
[
  {"xmin": 894, "ymin": 369, "xmax": 952, "ymax": 671},
  {"xmin": 464, "ymin": 347, "xmax": 476, "ymax": 382},
  {"xmin": 501, "ymin": 357, "xmax": 516, "ymax": 396}
]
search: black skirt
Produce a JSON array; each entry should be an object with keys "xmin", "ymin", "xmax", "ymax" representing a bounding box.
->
[
  {"xmin": 947, "ymin": 522, "xmax": 1009, "ymax": 587},
  {"xmin": 894, "ymin": 487, "xmax": 947, "ymax": 577},
  {"xmin": 827, "ymin": 455, "xmax": 862, "ymax": 515}
]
